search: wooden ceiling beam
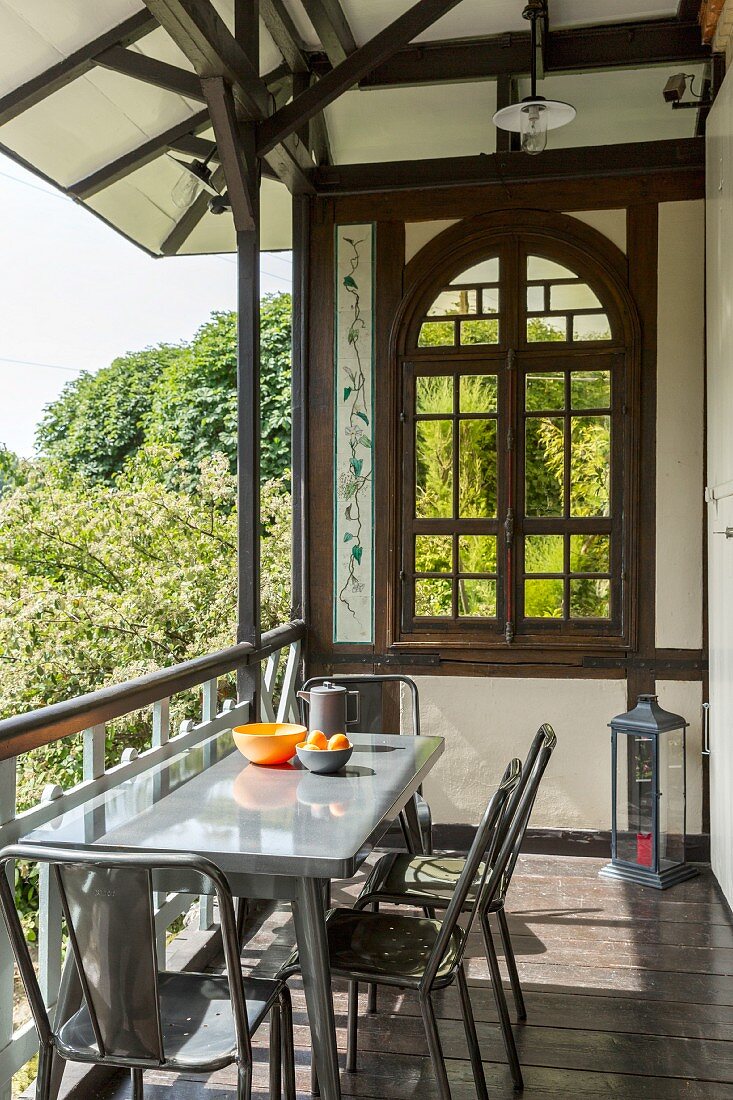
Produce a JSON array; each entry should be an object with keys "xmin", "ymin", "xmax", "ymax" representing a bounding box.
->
[
  {"xmin": 356, "ymin": 18, "xmax": 710, "ymax": 88},
  {"xmin": 313, "ymin": 136, "xmax": 705, "ymax": 194},
  {"xmin": 257, "ymin": 0, "xmax": 468, "ymax": 156},
  {"xmin": 69, "ymin": 108, "xmax": 210, "ymax": 198},
  {"xmin": 202, "ymin": 76, "xmax": 255, "ymax": 230},
  {"xmin": 142, "ymin": 0, "xmax": 314, "ymax": 194},
  {"xmin": 301, "ymin": 0, "xmax": 356, "ymax": 66},
  {"xmin": 677, "ymin": 0, "xmax": 702, "ymax": 19},
  {"xmin": 0, "ymin": 11, "xmax": 156, "ymax": 127},
  {"xmin": 260, "ymin": 0, "xmax": 309, "ymax": 73},
  {"xmin": 94, "ymin": 46, "xmax": 205, "ymax": 101}
]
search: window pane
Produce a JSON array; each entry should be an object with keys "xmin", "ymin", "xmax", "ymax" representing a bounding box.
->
[
  {"xmin": 527, "ymin": 316, "xmax": 566, "ymax": 342},
  {"xmin": 570, "ymin": 416, "xmax": 610, "ymax": 517},
  {"xmin": 525, "ymin": 417, "xmax": 564, "ymax": 517},
  {"xmin": 525, "ymin": 578, "xmax": 564, "ymax": 618},
  {"xmin": 416, "ymin": 375, "xmax": 453, "ymax": 414},
  {"xmin": 481, "ymin": 287, "xmax": 500, "ymax": 314},
  {"xmin": 416, "ymin": 421, "xmax": 453, "ymax": 518},
  {"xmin": 458, "ymin": 535, "xmax": 497, "ymax": 574},
  {"xmin": 571, "ymin": 370, "xmax": 611, "ymax": 410},
  {"xmin": 451, "ymin": 257, "xmax": 499, "ymax": 284},
  {"xmin": 525, "ymin": 534, "xmax": 564, "ymax": 574},
  {"xmin": 527, "ymin": 256, "xmax": 576, "ymax": 280},
  {"xmin": 570, "ymin": 578, "xmax": 610, "ymax": 618},
  {"xmin": 527, "ymin": 285, "xmax": 545, "ymax": 312},
  {"xmin": 570, "ymin": 533, "xmax": 610, "ymax": 573},
  {"xmin": 550, "ymin": 283, "xmax": 602, "ymax": 311},
  {"xmin": 460, "ymin": 374, "xmax": 497, "ymax": 413},
  {"xmin": 573, "ymin": 314, "xmax": 612, "ymax": 341},
  {"xmin": 459, "ymin": 419, "xmax": 497, "ymax": 517},
  {"xmin": 460, "ymin": 319, "xmax": 499, "ymax": 345},
  {"xmin": 458, "ymin": 579, "xmax": 497, "ymax": 617},
  {"xmin": 415, "ymin": 535, "xmax": 453, "ymax": 573},
  {"xmin": 418, "ymin": 321, "xmax": 455, "ymax": 347},
  {"xmin": 427, "ymin": 289, "xmax": 477, "ymax": 316},
  {"xmin": 526, "ymin": 372, "xmax": 564, "ymax": 411},
  {"xmin": 415, "ymin": 578, "xmax": 452, "ymax": 617}
]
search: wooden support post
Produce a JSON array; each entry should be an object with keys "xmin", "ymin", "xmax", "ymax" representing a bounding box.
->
[{"xmin": 292, "ymin": 193, "xmax": 310, "ymax": 625}]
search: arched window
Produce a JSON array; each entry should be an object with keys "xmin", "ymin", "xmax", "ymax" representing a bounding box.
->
[{"xmin": 398, "ymin": 227, "xmax": 635, "ymax": 650}]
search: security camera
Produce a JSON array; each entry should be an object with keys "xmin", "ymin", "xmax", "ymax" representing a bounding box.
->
[
  {"xmin": 663, "ymin": 73, "xmax": 687, "ymax": 103},
  {"xmin": 208, "ymin": 193, "xmax": 231, "ymax": 215}
]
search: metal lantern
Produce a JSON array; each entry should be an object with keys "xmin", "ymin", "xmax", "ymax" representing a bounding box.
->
[{"xmin": 600, "ymin": 694, "xmax": 698, "ymax": 889}]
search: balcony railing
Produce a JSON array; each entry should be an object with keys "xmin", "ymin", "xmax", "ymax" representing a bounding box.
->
[{"xmin": 0, "ymin": 619, "xmax": 305, "ymax": 1099}]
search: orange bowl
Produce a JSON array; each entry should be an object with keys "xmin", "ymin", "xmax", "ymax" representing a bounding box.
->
[{"xmin": 232, "ymin": 723, "xmax": 306, "ymax": 766}]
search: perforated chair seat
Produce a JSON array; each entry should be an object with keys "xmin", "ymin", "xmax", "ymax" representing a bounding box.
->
[
  {"xmin": 56, "ymin": 971, "xmax": 282, "ymax": 1071},
  {"xmin": 359, "ymin": 852, "xmax": 501, "ymax": 911},
  {"xmin": 281, "ymin": 907, "xmax": 464, "ymax": 991}
]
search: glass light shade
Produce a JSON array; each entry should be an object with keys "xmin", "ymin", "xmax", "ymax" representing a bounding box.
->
[
  {"xmin": 520, "ymin": 102, "xmax": 547, "ymax": 155},
  {"xmin": 171, "ymin": 168, "xmax": 203, "ymax": 211},
  {"xmin": 493, "ymin": 97, "xmax": 576, "ymax": 150}
]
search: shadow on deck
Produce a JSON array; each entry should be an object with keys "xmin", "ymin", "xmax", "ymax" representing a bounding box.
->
[{"xmin": 90, "ymin": 854, "xmax": 733, "ymax": 1099}]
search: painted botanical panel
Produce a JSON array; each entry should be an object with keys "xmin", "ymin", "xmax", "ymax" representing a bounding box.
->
[{"xmin": 334, "ymin": 224, "xmax": 375, "ymax": 643}]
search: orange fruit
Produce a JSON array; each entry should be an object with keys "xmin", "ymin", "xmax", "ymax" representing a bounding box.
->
[
  {"xmin": 307, "ymin": 730, "xmax": 328, "ymax": 749},
  {"xmin": 328, "ymin": 733, "xmax": 350, "ymax": 751}
]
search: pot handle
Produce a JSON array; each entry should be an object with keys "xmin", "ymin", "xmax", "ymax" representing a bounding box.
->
[
  {"xmin": 296, "ymin": 690, "xmax": 310, "ymax": 707},
  {"xmin": 346, "ymin": 691, "xmax": 360, "ymax": 727}
]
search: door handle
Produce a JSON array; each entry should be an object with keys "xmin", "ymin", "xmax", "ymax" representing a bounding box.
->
[
  {"xmin": 702, "ymin": 702, "xmax": 710, "ymax": 756},
  {"xmin": 713, "ymin": 528, "xmax": 733, "ymax": 538}
]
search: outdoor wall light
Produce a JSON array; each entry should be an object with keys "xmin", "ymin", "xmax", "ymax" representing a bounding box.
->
[
  {"xmin": 168, "ymin": 150, "xmax": 220, "ymax": 210},
  {"xmin": 662, "ymin": 72, "xmax": 711, "ymax": 109},
  {"xmin": 493, "ymin": 0, "xmax": 575, "ymax": 154}
]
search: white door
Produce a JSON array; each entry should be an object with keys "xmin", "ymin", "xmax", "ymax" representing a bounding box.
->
[{"xmin": 706, "ymin": 66, "xmax": 733, "ymax": 907}]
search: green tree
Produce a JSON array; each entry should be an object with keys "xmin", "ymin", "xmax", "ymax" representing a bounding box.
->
[
  {"xmin": 0, "ymin": 445, "xmax": 24, "ymax": 497},
  {"xmin": 35, "ymin": 295, "xmax": 293, "ymax": 486}
]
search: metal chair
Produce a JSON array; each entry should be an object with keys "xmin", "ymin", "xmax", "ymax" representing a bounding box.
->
[
  {"xmin": 299, "ymin": 675, "xmax": 432, "ymax": 854},
  {"xmin": 0, "ymin": 845, "xmax": 296, "ymax": 1100},
  {"xmin": 350, "ymin": 724, "xmax": 557, "ymax": 1091},
  {"xmin": 280, "ymin": 757, "xmax": 526, "ymax": 1100}
]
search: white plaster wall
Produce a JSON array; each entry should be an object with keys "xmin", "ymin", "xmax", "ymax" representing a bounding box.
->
[
  {"xmin": 568, "ymin": 208, "xmax": 626, "ymax": 254},
  {"xmin": 405, "ymin": 219, "xmax": 458, "ymax": 264},
  {"xmin": 656, "ymin": 201, "xmax": 705, "ymax": 650},
  {"xmin": 412, "ymin": 676, "xmax": 627, "ymax": 830}
]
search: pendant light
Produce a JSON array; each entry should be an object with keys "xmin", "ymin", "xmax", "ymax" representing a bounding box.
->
[
  {"xmin": 493, "ymin": 0, "xmax": 575, "ymax": 154},
  {"xmin": 168, "ymin": 149, "xmax": 221, "ymax": 210}
]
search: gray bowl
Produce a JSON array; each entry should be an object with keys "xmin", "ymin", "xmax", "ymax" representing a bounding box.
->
[{"xmin": 295, "ymin": 742, "xmax": 353, "ymax": 775}]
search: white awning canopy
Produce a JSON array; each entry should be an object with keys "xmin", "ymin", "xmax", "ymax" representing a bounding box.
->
[{"xmin": 0, "ymin": 0, "xmax": 707, "ymax": 255}]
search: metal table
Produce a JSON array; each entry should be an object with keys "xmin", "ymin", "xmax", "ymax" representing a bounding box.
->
[{"xmin": 19, "ymin": 729, "xmax": 444, "ymax": 1100}]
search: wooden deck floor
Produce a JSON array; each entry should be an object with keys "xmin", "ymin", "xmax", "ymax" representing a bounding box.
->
[{"xmin": 98, "ymin": 855, "xmax": 733, "ymax": 1099}]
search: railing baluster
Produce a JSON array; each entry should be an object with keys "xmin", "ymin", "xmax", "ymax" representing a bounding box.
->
[
  {"xmin": 38, "ymin": 787, "xmax": 63, "ymax": 1013},
  {"xmin": 277, "ymin": 641, "xmax": 301, "ymax": 723},
  {"xmin": 260, "ymin": 650, "xmax": 280, "ymax": 722},
  {"xmin": 0, "ymin": 757, "xmax": 17, "ymax": 1100},
  {"xmin": 82, "ymin": 724, "xmax": 105, "ymax": 781},
  {"xmin": 198, "ymin": 679, "xmax": 218, "ymax": 931},
  {"xmin": 152, "ymin": 698, "xmax": 170, "ymax": 748}
]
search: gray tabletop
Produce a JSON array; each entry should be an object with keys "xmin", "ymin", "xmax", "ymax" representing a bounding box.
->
[{"xmin": 19, "ymin": 730, "xmax": 444, "ymax": 880}]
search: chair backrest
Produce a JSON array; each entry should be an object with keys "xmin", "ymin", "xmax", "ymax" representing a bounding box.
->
[
  {"xmin": 300, "ymin": 675, "xmax": 420, "ymax": 737},
  {"xmin": 0, "ymin": 845, "xmax": 250, "ymax": 1070},
  {"xmin": 421, "ymin": 757, "xmax": 521, "ymax": 991}
]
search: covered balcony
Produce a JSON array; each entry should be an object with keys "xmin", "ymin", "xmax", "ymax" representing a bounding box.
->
[{"xmin": 0, "ymin": 0, "xmax": 732, "ymax": 1097}]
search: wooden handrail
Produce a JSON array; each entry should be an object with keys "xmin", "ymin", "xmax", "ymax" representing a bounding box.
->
[{"xmin": 0, "ymin": 620, "xmax": 305, "ymax": 760}]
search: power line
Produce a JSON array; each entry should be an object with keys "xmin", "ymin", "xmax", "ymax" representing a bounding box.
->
[{"xmin": 0, "ymin": 355, "xmax": 83, "ymax": 375}]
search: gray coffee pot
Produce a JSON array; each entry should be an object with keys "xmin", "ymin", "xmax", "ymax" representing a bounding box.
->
[{"xmin": 297, "ymin": 681, "xmax": 360, "ymax": 738}]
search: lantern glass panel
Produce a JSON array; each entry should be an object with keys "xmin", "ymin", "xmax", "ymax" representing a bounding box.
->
[
  {"xmin": 659, "ymin": 728, "xmax": 686, "ymax": 868},
  {"xmin": 615, "ymin": 732, "xmax": 655, "ymax": 867}
]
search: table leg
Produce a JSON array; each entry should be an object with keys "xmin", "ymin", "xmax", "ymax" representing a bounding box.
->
[{"xmin": 292, "ymin": 877, "xmax": 341, "ymax": 1100}]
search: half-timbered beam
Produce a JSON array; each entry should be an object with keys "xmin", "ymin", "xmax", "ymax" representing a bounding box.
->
[
  {"xmin": 260, "ymin": 0, "xmax": 309, "ymax": 73},
  {"xmin": 257, "ymin": 0, "xmax": 468, "ymax": 156},
  {"xmin": 0, "ymin": 11, "xmax": 156, "ymax": 127},
  {"xmin": 69, "ymin": 108, "xmax": 210, "ymax": 198},
  {"xmin": 202, "ymin": 76, "xmax": 255, "ymax": 230},
  {"xmin": 93, "ymin": 46, "xmax": 205, "ymax": 101},
  {"xmin": 301, "ymin": 0, "xmax": 356, "ymax": 66},
  {"xmin": 313, "ymin": 136, "xmax": 705, "ymax": 194},
  {"xmin": 356, "ymin": 18, "xmax": 710, "ymax": 87},
  {"xmin": 142, "ymin": 0, "xmax": 314, "ymax": 194}
]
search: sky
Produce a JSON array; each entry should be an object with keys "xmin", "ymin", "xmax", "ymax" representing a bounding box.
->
[{"xmin": 0, "ymin": 152, "xmax": 292, "ymax": 456}]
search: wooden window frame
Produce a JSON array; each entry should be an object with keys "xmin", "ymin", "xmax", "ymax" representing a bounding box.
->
[{"xmin": 389, "ymin": 215, "xmax": 641, "ymax": 656}]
